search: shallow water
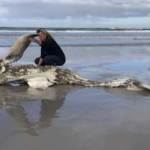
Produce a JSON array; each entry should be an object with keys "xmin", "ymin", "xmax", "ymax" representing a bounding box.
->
[{"xmin": 1, "ymin": 85, "xmax": 150, "ymax": 150}]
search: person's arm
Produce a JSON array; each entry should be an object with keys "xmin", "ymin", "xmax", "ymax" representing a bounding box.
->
[
  {"xmin": 38, "ymin": 58, "xmax": 43, "ymax": 66},
  {"xmin": 29, "ymin": 38, "xmax": 42, "ymax": 46},
  {"xmin": 38, "ymin": 45, "xmax": 46, "ymax": 66}
]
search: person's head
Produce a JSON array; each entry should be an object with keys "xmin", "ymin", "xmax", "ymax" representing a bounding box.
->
[{"xmin": 36, "ymin": 28, "xmax": 53, "ymax": 41}]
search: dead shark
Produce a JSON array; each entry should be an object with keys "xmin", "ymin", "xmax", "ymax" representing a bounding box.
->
[{"xmin": 0, "ymin": 64, "xmax": 150, "ymax": 91}]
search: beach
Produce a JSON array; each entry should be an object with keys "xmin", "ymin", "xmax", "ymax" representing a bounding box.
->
[{"xmin": 1, "ymin": 28, "xmax": 150, "ymax": 150}]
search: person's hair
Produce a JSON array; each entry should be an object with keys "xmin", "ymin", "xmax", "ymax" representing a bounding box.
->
[{"xmin": 36, "ymin": 28, "xmax": 53, "ymax": 39}]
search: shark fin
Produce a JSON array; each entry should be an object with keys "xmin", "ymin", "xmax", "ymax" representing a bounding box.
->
[{"xmin": 27, "ymin": 77, "xmax": 54, "ymax": 89}]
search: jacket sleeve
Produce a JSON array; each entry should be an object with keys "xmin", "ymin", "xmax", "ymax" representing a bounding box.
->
[
  {"xmin": 40, "ymin": 42, "xmax": 46, "ymax": 59},
  {"xmin": 40, "ymin": 49, "xmax": 44, "ymax": 59},
  {"xmin": 40, "ymin": 40, "xmax": 52, "ymax": 59}
]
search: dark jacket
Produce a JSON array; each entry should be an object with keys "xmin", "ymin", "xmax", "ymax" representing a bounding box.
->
[{"xmin": 40, "ymin": 38, "xmax": 66, "ymax": 63}]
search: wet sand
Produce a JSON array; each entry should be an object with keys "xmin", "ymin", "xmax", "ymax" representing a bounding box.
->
[{"xmin": 1, "ymin": 46, "xmax": 150, "ymax": 150}]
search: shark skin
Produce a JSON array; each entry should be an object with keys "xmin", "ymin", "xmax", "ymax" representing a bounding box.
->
[
  {"xmin": 0, "ymin": 64, "xmax": 150, "ymax": 90},
  {"xmin": 0, "ymin": 34, "xmax": 38, "ymax": 73}
]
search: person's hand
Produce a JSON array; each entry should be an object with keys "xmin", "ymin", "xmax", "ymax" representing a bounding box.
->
[
  {"xmin": 29, "ymin": 38, "xmax": 36, "ymax": 42},
  {"xmin": 29, "ymin": 38, "xmax": 42, "ymax": 45},
  {"xmin": 38, "ymin": 58, "xmax": 43, "ymax": 66}
]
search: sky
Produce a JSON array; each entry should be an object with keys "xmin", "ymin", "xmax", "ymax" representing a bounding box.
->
[{"xmin": 0, "ymin": 0, "xmax": 150, "ymax": 28}]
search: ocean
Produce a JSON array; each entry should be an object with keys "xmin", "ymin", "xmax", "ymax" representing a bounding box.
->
[{"xmin": 0, "ymin": 27, "xmax": 150, "ymax": 47}]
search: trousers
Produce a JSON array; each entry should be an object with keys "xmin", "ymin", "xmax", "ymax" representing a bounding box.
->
[{"xmin": 35, "ymin": 55, "xmax": 64, "ymax": 66}]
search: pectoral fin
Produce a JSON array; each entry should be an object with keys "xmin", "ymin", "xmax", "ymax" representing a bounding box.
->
[{"xmin": 27, "ymin": 77, "xmax": 55, "ymax": 89}]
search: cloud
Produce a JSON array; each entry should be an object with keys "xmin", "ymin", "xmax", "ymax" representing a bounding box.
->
[
  {"xmin": 0, "ymin": 7, "xmax": 8, "ymax": 17},
  {"xmin": 0, "ymin": 0, "xmax": 150, "ymax": 27},
  {"xmin": 0, "ymin": 0, "xmax": 150, "ymax": 20}
]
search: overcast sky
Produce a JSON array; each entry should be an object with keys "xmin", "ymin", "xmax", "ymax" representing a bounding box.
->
[{"xmin": 0, "ymin": 0, "xmax": 150, "ymax": 28}]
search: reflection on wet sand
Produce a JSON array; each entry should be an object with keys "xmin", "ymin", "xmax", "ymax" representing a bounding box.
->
[
  {"xmin": 0, "ymin": 85, "xmax": 83, "ymax": 136},
  {"xmin": 104, "ymin": 87, "xmax": 150, "ymax": 100},
  {"xmin": 0, "ymin": 83, "xmax": 150, "ymax": 138}
]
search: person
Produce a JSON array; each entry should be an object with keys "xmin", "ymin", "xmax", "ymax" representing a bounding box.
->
[{"xmin": 29, "ymin": 28, "xmax": 66, "ymax": 66}]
